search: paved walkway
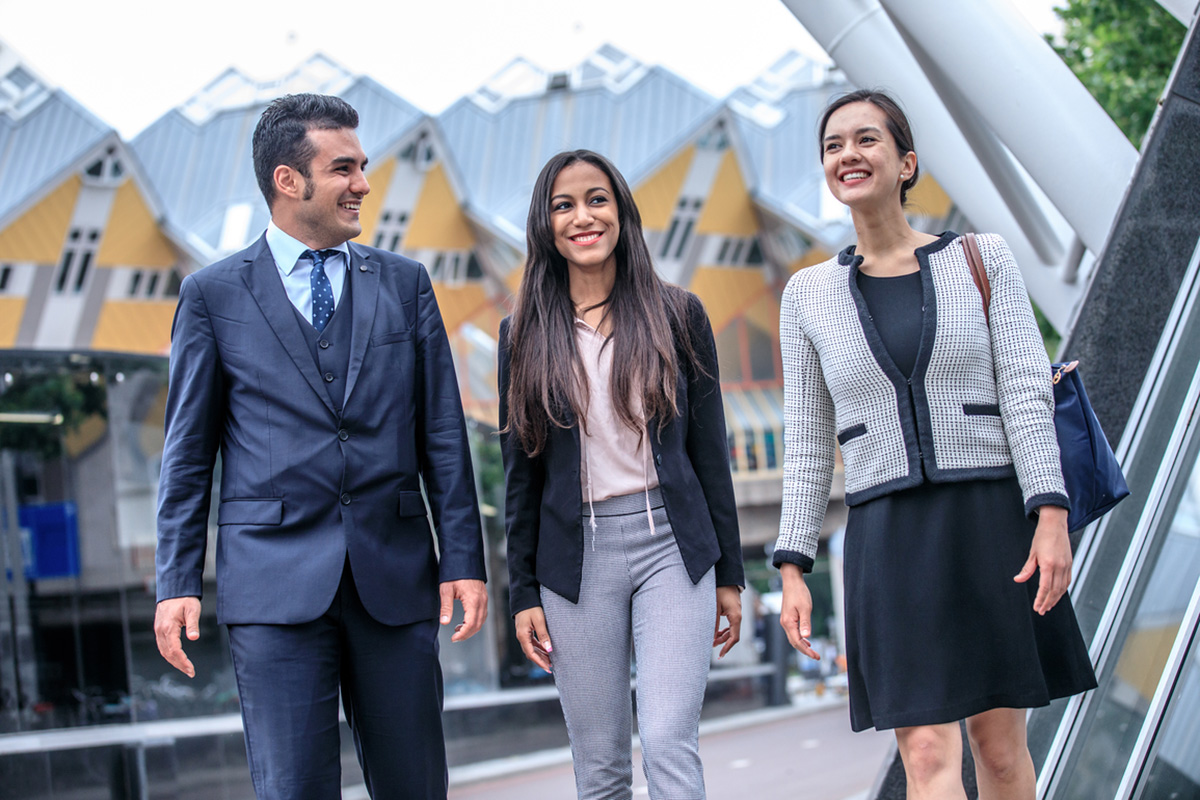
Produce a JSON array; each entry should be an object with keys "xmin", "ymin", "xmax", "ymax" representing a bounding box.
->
[{"xmin": 444, "ymin": 699, "xmax": 894, "ymax": 800}]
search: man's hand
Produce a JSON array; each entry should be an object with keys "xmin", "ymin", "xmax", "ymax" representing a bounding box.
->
[
  {"xmin": 1015, "ymin": 505, "xmax": 1072, "ymax": 616},
  {"xmin": 713, "ymin": 586, "xmax": 742, "ymax": 658},
  {"xmin": 439, "ymin": 579, "xmax": 488, "ymax": 642},
  {"xmin": 514, "ymin": 606, "xmax": 552, "ymax": 672},
  {"xmin": 154, "ymin": 597, "xmax": 201, "ymax": 678},
  {"xmin": 779, "ymin": 563, "xmax": 821, "ymax": 661}
]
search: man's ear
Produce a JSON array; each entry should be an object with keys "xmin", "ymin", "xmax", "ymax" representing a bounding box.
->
[{"xmin": 274, "ymin": 165, "xmax": 303, "ymax": 201}]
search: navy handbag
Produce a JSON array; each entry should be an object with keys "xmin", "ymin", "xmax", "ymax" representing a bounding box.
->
[
  {"xmin": 962, "ymin": 234, "xmax": 1130, "ymax": 532},
  {"xmin": 1050, "ymin": 361, "xmax": 1130, "ymax": 531}
]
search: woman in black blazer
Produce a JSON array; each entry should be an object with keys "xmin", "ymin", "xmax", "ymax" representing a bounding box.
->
[{"xmin": 499, "ymin": 149, "xmax": 744, "ymax": 800}]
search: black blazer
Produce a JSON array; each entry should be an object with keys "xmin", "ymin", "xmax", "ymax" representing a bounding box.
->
[
  {"xmin": 499, "ymin": 294, "xmax": 744, "ymax": 616},
  {"xmin": 156, "ymin": 236, "xmax": 486, "ymax": 626}
]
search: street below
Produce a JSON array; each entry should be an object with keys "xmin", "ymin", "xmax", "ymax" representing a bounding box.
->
[{"xmin": 448, "ymin": 702, "xmax": 893, "ymax": 799}]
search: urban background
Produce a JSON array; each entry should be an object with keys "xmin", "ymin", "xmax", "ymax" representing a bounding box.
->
[{"xmin": 1, "ymin": 1, "xmax": 1199, "ymax": 798}]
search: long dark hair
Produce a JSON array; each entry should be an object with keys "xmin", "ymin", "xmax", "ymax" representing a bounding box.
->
[
  {"xmin": 504, "ymin": 149, "xmax": 700, "ymax": 457},
  {"xmin": 818, "ymin": 88, "xmax": 919, "ymax": 205}
]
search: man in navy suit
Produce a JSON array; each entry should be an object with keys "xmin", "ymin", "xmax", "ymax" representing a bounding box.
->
[{"xmin": 153, "ymin": 94, "xmax": 487, "ymax": 799}]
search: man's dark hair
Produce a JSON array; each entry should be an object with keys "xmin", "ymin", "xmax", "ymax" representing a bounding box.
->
[{"xmin": 252, "ymin": 93, "xmax": 359, "ymax": 209}]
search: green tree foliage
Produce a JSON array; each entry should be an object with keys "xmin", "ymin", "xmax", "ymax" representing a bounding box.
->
[{"xmin": 1049, "ymin": 0, "xmax": 1186, "ymax": 147}]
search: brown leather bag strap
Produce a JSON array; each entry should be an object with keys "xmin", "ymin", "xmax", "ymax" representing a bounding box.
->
[{"xmin": 961, "ymin": 232, "xmax": 991, "ymax": 327}]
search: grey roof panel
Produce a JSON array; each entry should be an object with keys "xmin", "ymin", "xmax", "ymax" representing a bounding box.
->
[
  {"xmin": 440, "ymin": 64, "xmax": 718, "ymax": 234},
  {"xmin": 340, "ymin": 76, "xmax": 424, "ymax": 155},
  {"xmin": 732, "ymin": 83, "xmax": 846, "ymax": 219},
  {"xmin": 0, "ymin": 89, "xmax": 110, "ymax": 224},
  {"xmin": 133, "ymin": 72, "xmax": 425, "ymax": 254}
]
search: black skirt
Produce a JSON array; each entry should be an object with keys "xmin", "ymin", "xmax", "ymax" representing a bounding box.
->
[{"xmin": 842, "ymin": 476, "xmax": 1097, "ymax": 732}]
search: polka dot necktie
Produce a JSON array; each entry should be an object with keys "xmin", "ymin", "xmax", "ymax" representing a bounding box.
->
[{"xmin": 303, "ymin": 249, "xmax": 339, "ymax": 333}]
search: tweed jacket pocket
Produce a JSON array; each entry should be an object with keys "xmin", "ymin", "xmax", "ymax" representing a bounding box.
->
[
  {"xmin": 837, "ymin": 423, "xmax": 868, "ymax": 444},
  {"xmin": 962, "ymin": 403, "xmax": 1001, "ymax": 417}
]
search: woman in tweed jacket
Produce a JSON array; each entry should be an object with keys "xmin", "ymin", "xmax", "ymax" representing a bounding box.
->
[{"xmin": 776, "ymin": 90, "xmax": 1095, "ymax": 799}]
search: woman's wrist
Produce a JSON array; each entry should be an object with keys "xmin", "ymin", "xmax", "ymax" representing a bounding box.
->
[
  {"xmin": 1036, "ymin": 505, "xmax": 1069, "ymax": 536},
  {"xmin": 1037, "ymin": 505, "xmax": 1068, "ymax": 522},
  {"xmin": 780, "ymin": 563, "xmax": 806, "ymax": 583}
]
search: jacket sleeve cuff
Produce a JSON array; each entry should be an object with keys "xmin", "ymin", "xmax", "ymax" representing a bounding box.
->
[
  {"xmin": 509, "ymin": 586, "xmax": 543, "ymax": 618},
  {"xmin": 1025, "ymin": 492, "xmax": 1071, "ymax": 520},
  {"xmin": 715, "ymin": 560, "xmax": 745, "ymax": 588},
  {"xmin": 772, "ymin": 550, "xmax": 815, "ymax": 573}
]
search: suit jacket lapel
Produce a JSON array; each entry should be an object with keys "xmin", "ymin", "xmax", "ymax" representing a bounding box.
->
[
  {"xmin": 241, "ymin": 237, "xmax": 337, "ymax": 417},
  {"xmin": 343, "ymin": 242, "xmax": 380, "ymax": 409}
]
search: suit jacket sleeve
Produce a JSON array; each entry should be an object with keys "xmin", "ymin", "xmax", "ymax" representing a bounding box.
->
[
  {"xmin": 413, "ymin": 264, "xmax": 487, "ymax": 583},
  {"xmin": 683, "ymin": 295, "xmax": 744, "ymax": 588},
  {"xmin": 498, "ymin": 317, "xmax": 547, "ymax": 616},
  {"xmin": 155, "ymin": 275, "xmax": 225, "ymax": 602}
]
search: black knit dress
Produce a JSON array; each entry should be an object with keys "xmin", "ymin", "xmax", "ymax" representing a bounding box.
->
[{"xmin": 845, "ymin": 271, "xmax": 1096, "ymax": 732}]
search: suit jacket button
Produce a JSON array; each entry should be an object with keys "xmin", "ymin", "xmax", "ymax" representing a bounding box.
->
[
  {"xmin": 324, "ymin": 372, "xmax": 335, "ymax": 382},
  {"xmin": 338, "ymin": 429, "xmax": 349, "ymax": 441},
  {"xmin": 319, "ymin": 339, "xmax": 331, "ymax": 349},
  {"xmin": 340, "ymin": 493, "xmax": 351, "ymax": 505},
  {"xmin": 359, "ymin": 264, "xmax": 367, "ymax": 272},
  {"xmin": 655, "ymin": 454, "xmax": 662, "ymax": 465}
]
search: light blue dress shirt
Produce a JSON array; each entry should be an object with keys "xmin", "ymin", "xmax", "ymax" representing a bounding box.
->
[{"xmin": 265, "ymin": 221, "xmax": 350, "ymax": 326}]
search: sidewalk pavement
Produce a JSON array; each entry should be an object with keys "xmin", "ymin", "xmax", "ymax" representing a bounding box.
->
[{"xmin": 439, "ymin": 694, "xmax": 894, "ymax": 800}]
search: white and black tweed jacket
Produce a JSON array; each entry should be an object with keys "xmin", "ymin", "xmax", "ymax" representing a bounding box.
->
[{"xmin": 774, "ymin": 231, "xmax": 1068, "ymax": 571}]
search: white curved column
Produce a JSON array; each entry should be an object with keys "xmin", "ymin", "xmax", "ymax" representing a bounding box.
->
[
  {"xmin": 1157, "ymin": 0, "xmax": 1198, "ymax": 25},
  {"xmin": 779, "ymin": 0, "xmax": 1083, "ymax": 331},
  {"xmin": 879, "ymin": 0, "xmax": 1138, "ymax": 256}
]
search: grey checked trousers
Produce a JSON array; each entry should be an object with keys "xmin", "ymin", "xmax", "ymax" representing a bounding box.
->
[{"xmin": 541, "ymin": 488, "xmax": 716, "ymax": 800}]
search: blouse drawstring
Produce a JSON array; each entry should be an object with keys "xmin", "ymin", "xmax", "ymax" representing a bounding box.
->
[
  {"xmin": 575, "ymin": 319, "xmax": 658, "ymax": 545},
  {"xmin": 583, "ymin": 434, "xmax": 598, "ymax": 550},
  {"xmin": 643, "ymin": 430, "xmax": 657, "ymax": 535}
]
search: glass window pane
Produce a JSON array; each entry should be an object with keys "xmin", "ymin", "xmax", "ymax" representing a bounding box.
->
[
  {"xmin": 1057, "ymin": 437, "xmax": 1200, "ymax": 798},
  {"xmin": 1033, "ymin": 248, "xmax": 1200, "ymax": 775},
  {"xmin": 1135, "ymin": 628, "xmax": 1200, "ymax": 798},
  {"xmin": 0, "ymin": 355, "xmax": 237, "ymax": 735}
]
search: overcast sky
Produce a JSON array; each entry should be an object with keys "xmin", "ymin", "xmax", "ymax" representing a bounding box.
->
[{"xmin": 0, "ymin": 0, "xmax": 1064, "ymax": 138}]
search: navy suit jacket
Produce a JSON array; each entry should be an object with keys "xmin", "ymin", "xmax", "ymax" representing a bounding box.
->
[
  {"xmin": 155, "ymin": 235, "xmax": 486, "ymax": 626},
  {"xmin": 499, "ymin": 294, "xmax": 744, "ymax": 617}
]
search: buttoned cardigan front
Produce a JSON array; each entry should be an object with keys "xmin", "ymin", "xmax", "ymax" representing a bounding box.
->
[{"xmin": 774, "ymin": 232, "xmax": 1069, "ymax": 572}]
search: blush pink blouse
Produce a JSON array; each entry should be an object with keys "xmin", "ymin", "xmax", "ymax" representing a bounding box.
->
[{"xmin": 575, "ymin": 318, "xmax": 661, "ymax": 541}]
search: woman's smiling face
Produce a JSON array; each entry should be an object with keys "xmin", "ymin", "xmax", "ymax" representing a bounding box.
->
[
  {"xmin": 549, "ymin": 161, "xmax": 621, "ymax": 276},
  {"xmin": 821, "ymin": 101, "xmax": 915, "ymax": 212}
]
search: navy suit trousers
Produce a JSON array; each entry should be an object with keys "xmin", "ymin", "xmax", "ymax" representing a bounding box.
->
[{"xmin": 227, "ymin": 560, "xmax": 447, "ymax": 800}]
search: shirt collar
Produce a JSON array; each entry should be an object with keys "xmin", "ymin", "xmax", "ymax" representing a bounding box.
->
[{"xmin": 266, "ymin": 221, "xmax": 351, "ymax": 276}]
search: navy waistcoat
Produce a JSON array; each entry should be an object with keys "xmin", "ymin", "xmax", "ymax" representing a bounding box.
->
[{"xmin": 293, "ymin": 271, "xmax": 354, "ymax": 414}]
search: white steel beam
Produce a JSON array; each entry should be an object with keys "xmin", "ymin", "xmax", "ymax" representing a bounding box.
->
[
  {"xmin": 879, "ymin": 0, "xmax": 1138, "ymax": 256},
  {"xmin": 1157, "ymin": 0, "xmax": 1198, "ymax": 25},
  {"xmin": 778, "ymin": 0, "xmax": 1084, "ymax": 331}
]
